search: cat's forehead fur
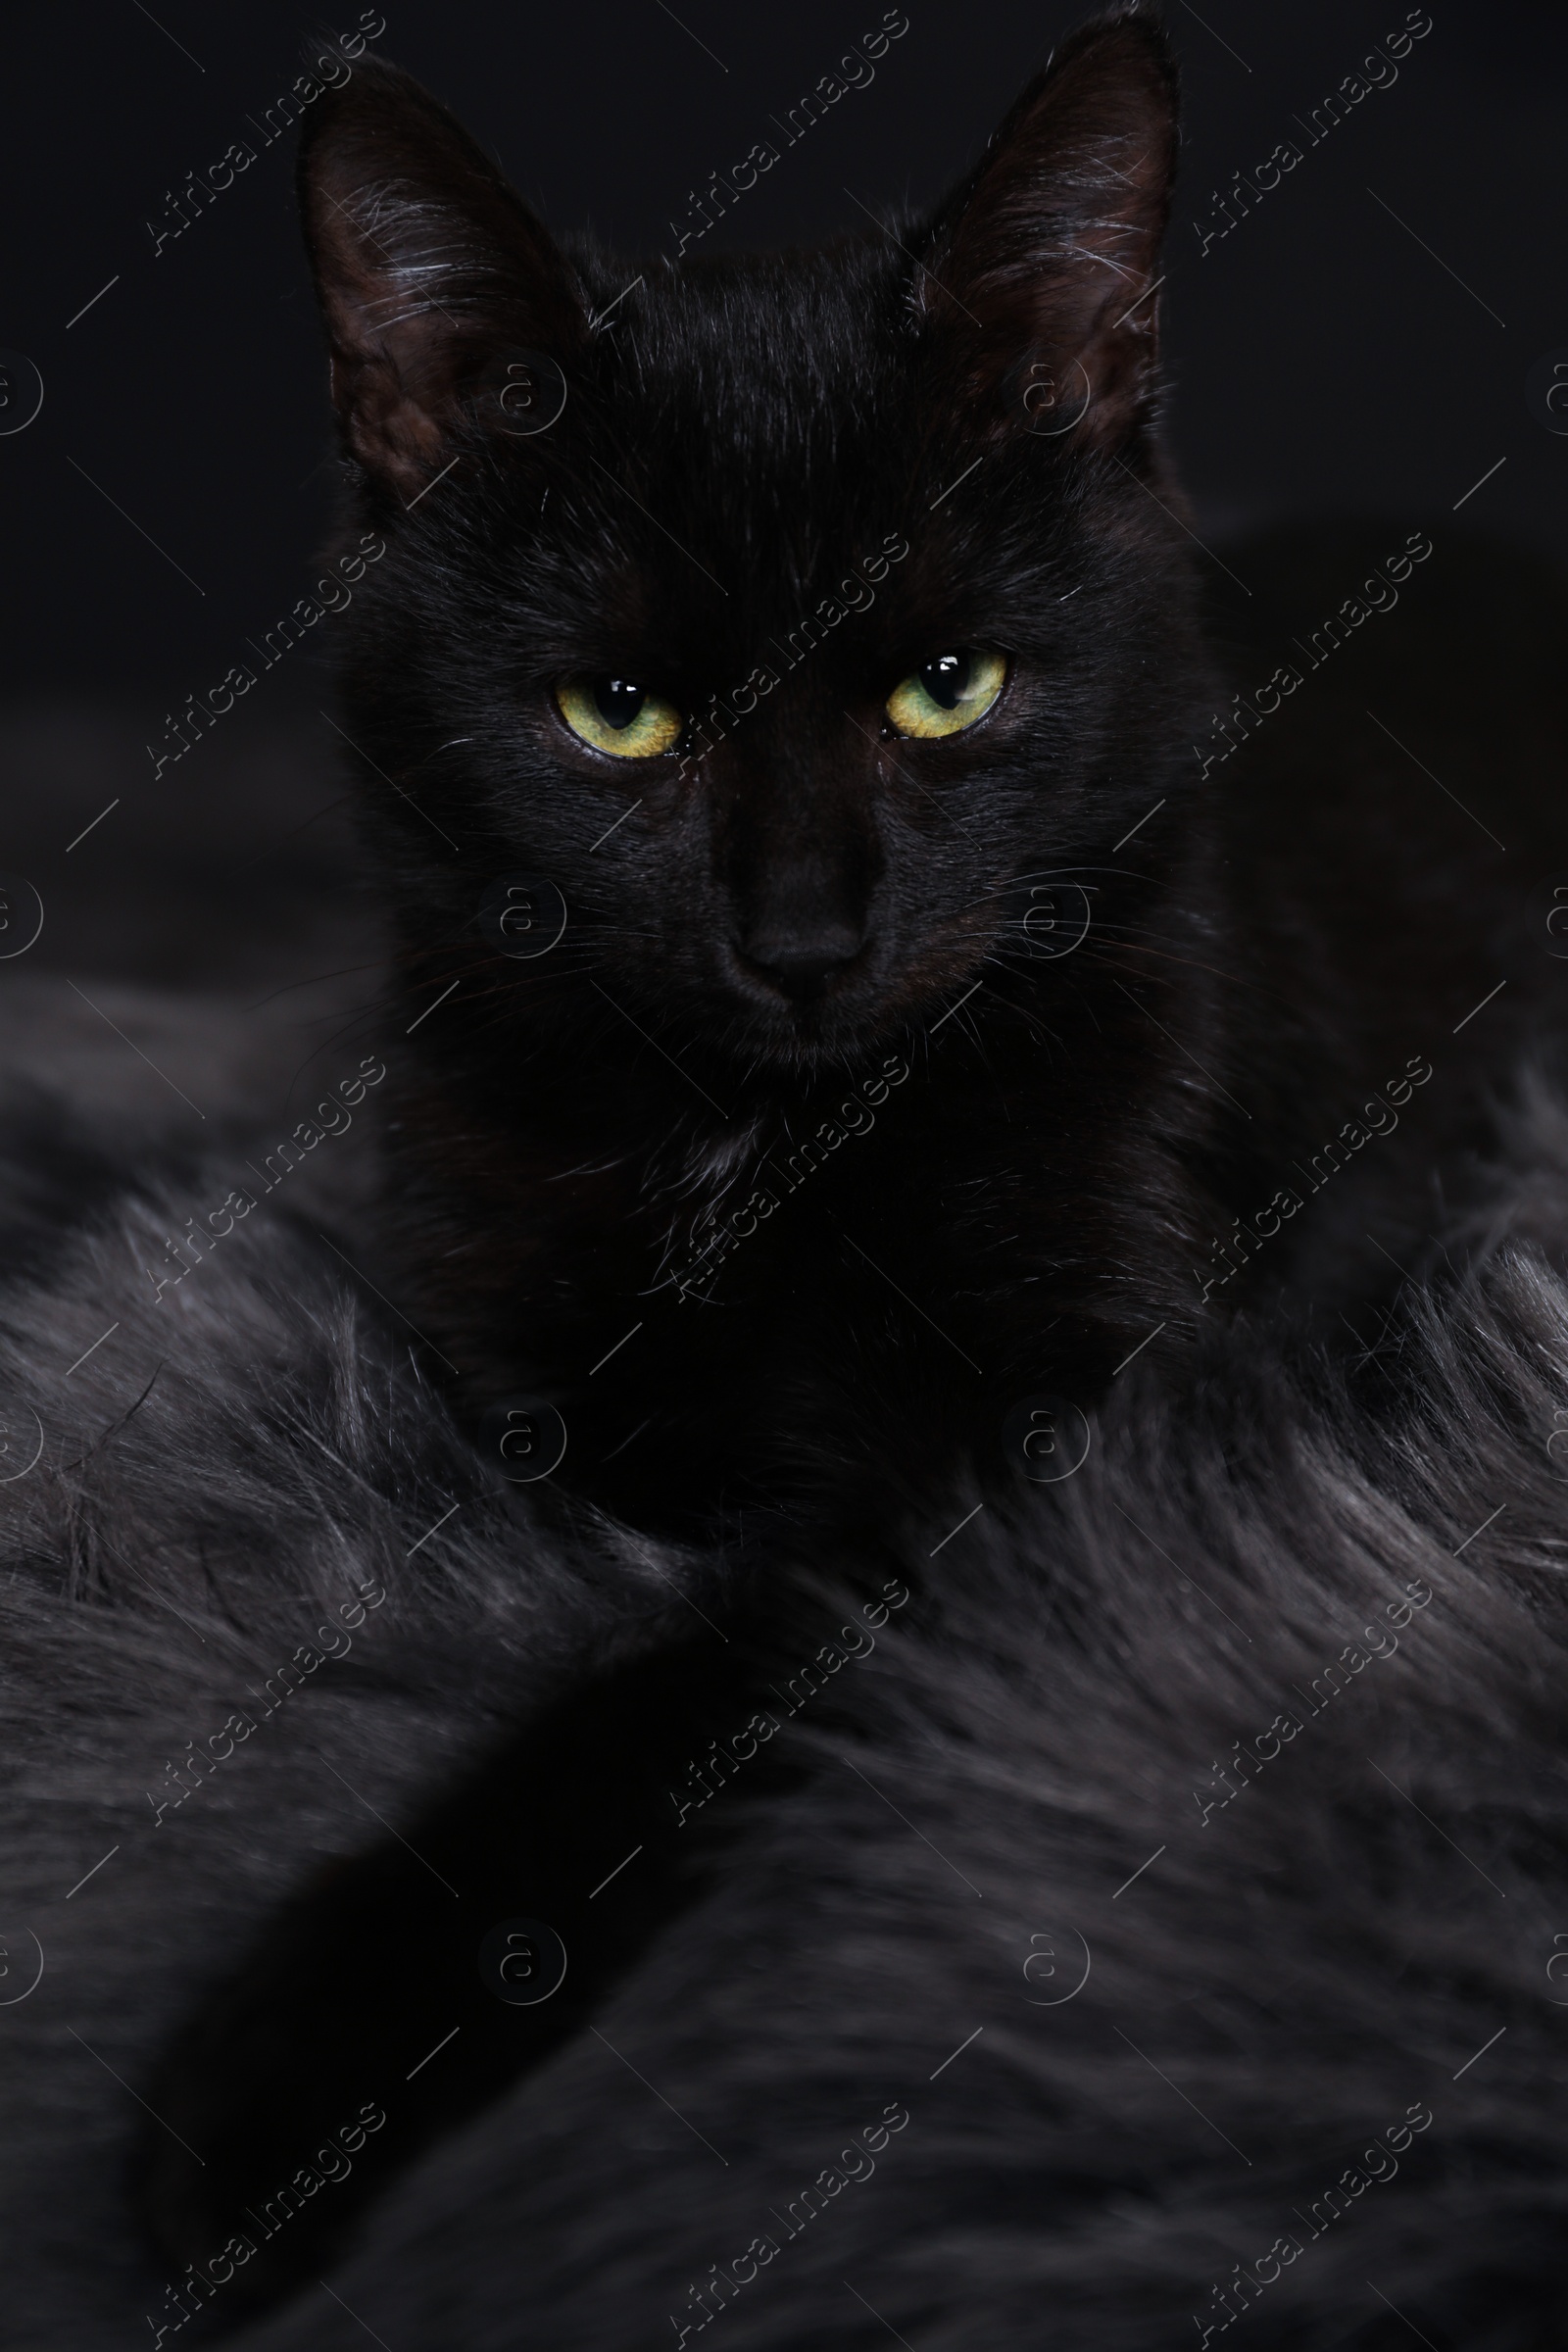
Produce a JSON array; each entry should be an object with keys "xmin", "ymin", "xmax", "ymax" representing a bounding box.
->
[
  {"xmin": 450, "ymin": 230, "xmax": 1122, "ymax": 712},
  {"xmin": 581, "ymin": 240, "xmax": 906, "ymax": 438},
  {"xmin": 521, "ymin": 237, "xmax": 929, "ymax": 667}
]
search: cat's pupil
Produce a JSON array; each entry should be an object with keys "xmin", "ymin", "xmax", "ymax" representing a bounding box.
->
[
  {"xmin": 919, "ymin": 651, "xmax": 971, "ymax": 710},
  {"xmin": 593, "ymin": 678, "xmax": 646, "ymax": 730}
]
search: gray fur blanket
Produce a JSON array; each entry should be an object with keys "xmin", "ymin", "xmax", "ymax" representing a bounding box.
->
[{"xmin": 3, "ymin": 1006, "xmax": 1567, "ymax": 2351}]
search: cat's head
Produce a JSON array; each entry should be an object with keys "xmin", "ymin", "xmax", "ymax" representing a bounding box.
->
[{"xmin": 300, "ymin": 5, "xmax": 1208, "ymax": 1092}]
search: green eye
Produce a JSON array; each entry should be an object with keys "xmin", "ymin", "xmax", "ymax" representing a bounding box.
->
[
  {"xmin": 555, "ymin": 675, "xmax": 684, "ymax": 758},
  {"xmin": 886, "ymin": 648, "xmax": 1007, "ymax": 740}
]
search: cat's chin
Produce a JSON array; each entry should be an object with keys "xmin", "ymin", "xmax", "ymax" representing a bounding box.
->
[
  {"xmin": 719, "ymin": 1013, "xmax": 927, "ymax": 1097},
  {"xmin": 726, "ymin": 1014, "xmax": 880, "ymax": 1077}
]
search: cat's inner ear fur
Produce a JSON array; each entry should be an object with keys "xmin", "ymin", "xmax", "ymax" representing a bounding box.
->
[
  {"xmin": 297, "ymin": 59, "xmax": 590, "ymax": 499},
  {"xmin": 917, "ymin": 6, "xmax": 1178, "ymax": 451}
]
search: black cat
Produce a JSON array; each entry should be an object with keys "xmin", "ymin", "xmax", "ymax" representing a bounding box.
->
[
  {"xmin": 292, "ymin": 12, "xmax": 1565, "ymax": 1540},
  {"xmin": 301, "ymin": 5, "xmax": 1210, "ymax": 1536}
]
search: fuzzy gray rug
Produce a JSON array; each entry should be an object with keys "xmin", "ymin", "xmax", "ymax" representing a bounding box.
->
[{"xmin": 2, "ymin": 1009, "xmax": 1567, "ymax": 2350}]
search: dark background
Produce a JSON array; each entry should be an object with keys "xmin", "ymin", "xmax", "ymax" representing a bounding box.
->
[{"xmin": 1, "ymin": 0, "xmax": 1565, "ymax": 987}]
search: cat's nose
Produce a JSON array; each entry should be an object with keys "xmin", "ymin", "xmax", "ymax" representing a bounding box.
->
[{"xmin": 736, "ymin": 920, "xmax": 865, "ymax": 1001}]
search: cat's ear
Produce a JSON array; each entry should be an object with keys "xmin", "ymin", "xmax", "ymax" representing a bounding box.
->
[
  {"xmin": 917, "ymin": 5, "xmax": 1178, "ymax": 451},
  {"xmin": 297, "ymin": 59, "xmax": 590, "ymax": 500}
]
